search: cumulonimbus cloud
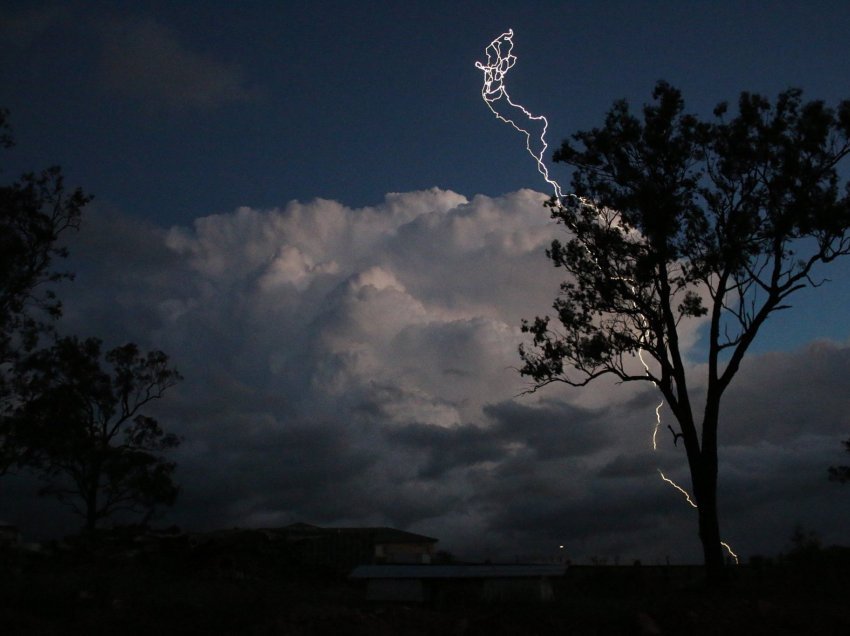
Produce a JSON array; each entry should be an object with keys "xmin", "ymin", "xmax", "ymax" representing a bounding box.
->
[{"xmin": 9, "ymin": 188, "xmax": 848, "ymax": 562}]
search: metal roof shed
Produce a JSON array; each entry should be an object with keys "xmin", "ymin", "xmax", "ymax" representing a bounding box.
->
[{"xmin": 350, "ymin": 564, "xmax": 568, "ymax": 604}]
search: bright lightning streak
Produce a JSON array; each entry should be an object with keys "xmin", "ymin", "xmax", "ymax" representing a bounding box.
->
[
  {"xmin": 651, "ymin": 401, "xmax": 663, "ymax": 451},
  {"xmin": 475, "ymin": 30, "xmax": 564, "ymax": 199},
  {"xmin": 657, "ymin": 470, "xmax": 697, "ymax": 508},
  {"xmin": 649, "ymin": 399, "xmax": 701, "ymax": 519},
  {"xmin": 476, "ymin": 30, "xmax": 658, "ymax": 384},
  {"xmin": 477, "ymin": 29, "xmax": 740, "ymax": 564},
  {"xmin": 721, "ymin": 541, "xmax": 739, "ymax": 564},
  {"xmin": 660, "ymin": 467, "xmax": 740, "ymax": 564}
]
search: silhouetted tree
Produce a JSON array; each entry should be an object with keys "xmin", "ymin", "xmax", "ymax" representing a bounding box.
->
[
  {"xmin": 10, "ymin": 337, "xmax": 182, "ymax": 531},
  {"xmin": 783, "ymin": 525, "xmax": 825, "ymax": 570},
  {"xmin": 520, "ymin": 83, "xmax": 850, "ymax": 580},
  {"xmin": 0, "ymin": 109, "xmax": 91, "ymax": 473},
  {"xmin": 788, "ymin": 524, "xmax": 822, "ymax": 554},
  {"xmin": 828, "ymin": 438, "xmax": 850, "ymax": 483}
]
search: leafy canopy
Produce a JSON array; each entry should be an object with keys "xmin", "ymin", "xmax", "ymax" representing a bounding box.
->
[
  {"xmin": 520, "ymin": 83, "xmax": 850, "ymax": 405},
  {"xmin": 10, "ymin": 337, "xmax": 182, "ymax": 530},
  {"xmin": 0, "ymin": 109, "xmax": 90, "ymax": 359},
  {"xmin": 0, "ymin": 109, "xmax": 91, "ymax": 474}
]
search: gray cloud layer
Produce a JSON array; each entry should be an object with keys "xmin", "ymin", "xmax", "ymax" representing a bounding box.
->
[
  {"xmin": 5, "ymin": 189, "xmax": 850, "ymax": 563},
  {"xmin": 97, "ymin": 16, "xmax": 257, "ymax": 110},
  {"xmin": 0, "ymin": 7, "xmax": 255, "ymax": 111}
]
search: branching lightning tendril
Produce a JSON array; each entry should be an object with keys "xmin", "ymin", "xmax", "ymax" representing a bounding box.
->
[
  {"xmin": 658, "ymin": 470, "xmax": 697, "ymax": 508},
  {"xmin": 476, "ymin": 29, "xmax": 739, "ymax": 565},
  {"xmin": 475, "ymin": 29, "xmax": 564, "ymax": 200},
  {"xmin": 651, "ymin": 401, "xmax": 663, "ymax": 451}
]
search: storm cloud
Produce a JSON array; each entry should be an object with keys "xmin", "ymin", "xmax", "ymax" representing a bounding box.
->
[{"xmin": 6, "ymin": 188, "xmax": 850, "ymax": 563}]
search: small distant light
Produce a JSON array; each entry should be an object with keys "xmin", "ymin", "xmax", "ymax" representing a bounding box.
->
[{"xmin": 559, "ymin": 545, "xmax": 564, "ymax": 549}]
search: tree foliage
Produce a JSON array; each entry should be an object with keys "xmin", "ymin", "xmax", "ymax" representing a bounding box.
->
[
  {"xmin": 10, "ymin": 337, "xmax": 182, "ymax": 531},
  {"xmin": 520, "ymin": 83, "xmax": 850, "ymax": 576},
  {"xmin": 0, "ymin": 110, "xmax": 90, "ymax": 357},
  {"xmin": 0, "ymin": 109, "xmax": 91, "ymax": 473},
  {"xmin": 0, "ymin": 109, "xmax": 183, "ymax": 533}
]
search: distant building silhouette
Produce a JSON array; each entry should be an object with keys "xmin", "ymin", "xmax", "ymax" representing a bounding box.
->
[
  {"xmin": 277, "ymin": 522, "xmax": 438, "ymax": 570},
  {"xmin": 179, "ymin": 523, "xmax": 437, "ymax": 574}
]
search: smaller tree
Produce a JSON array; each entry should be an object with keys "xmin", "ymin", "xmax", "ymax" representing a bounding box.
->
[
  {"xmin": 11, "ymin": 337, "xmax": 182, "ymax": 531},
  {"xmin": 0, "ymin": 108, "xmax": 91, "ymax": 474},
  {"xmin": 828, "ymin": 438, "xmax": 850, "ymax": 483},
  {"xmin": 0, "ymin": 109, "xmax": 90, "ymax": 353}
]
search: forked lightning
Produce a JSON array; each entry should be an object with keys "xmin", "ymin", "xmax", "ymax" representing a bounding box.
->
[{"xmin": 476, "ymin": 28, "xmax": 739, "ymax": 565}]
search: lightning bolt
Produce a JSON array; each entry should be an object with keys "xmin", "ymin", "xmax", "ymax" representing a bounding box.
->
[
  {"xmin": 658, "ymin": 469, "xmax": 697, "ymax": 507},
  {"xmin": 721, "ymin": 542, "xmax": 739, "ymax": 564},
  {"xmin": 475, "ymin": 29, "xmax": 564, "ymax": 199},
  {"xmin": 477, "ymin": 29, "xmax": 739, "ymax": 566},
  {"xmin": 651, "ymin": 401, "xmax": 663, "ymax": 451}
]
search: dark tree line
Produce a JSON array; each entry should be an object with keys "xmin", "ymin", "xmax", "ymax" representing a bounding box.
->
[
  {"xmin": 520, "ymin": 83, "xmax": 850, "ymax": 580},
  {"xmin": 829, "ymin": 438, "xmax": 850, "ymax": 483},
  {"xmin": 0, "ymin": 109, "xmax": 182, "ymax": 532}
]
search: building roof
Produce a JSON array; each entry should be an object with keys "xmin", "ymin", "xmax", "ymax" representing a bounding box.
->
[
  {"xmin": 278, "ymin": 524, "xmax": 437, "ymax": 545},
  {"xmin": 350, "ymin": 564, "xmax": 568, "ymax": 579}
]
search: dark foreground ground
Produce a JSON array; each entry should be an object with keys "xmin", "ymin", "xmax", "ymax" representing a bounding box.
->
[{"xmin": 2, "ymin": 544, "xmax": 849, "ymax": 635}]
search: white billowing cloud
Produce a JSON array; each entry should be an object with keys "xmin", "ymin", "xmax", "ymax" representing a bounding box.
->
[
  {"xmin": 258, "ymin": 246, "xmax": 339, "ymax": 292},
  {"xmin": 13, "ymin": 188, "xmax": 850, "ymax": 563},
  {"xmin": 156, "ymin": 189, "xmax": 562, "ymax": 426}
]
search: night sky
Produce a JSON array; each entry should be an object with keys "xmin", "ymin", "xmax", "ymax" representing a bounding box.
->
[{"xmin": 2, "ymin": 1, "xmax": 850, "ymax": 563}]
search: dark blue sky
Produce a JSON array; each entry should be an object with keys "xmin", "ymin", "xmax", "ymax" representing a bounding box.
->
[{"xmin": 4, "ymin": 1, "xmax": 850, "ymax": 224}]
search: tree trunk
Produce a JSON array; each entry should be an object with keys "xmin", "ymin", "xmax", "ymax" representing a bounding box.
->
[
  {"xmin": 693, "ymin": 454, "xmax": 725, "ymax": 584},
  {"xmin": 83, "ymin": 463, "xmax": 100, "ymax": 534},
  {"xmin": 697, "ymin": 483, "xmax": 725, "ymax": 583},
  {"xmin": 84, "ymin": 485, "xmax": 98, "ymax": 533}
]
